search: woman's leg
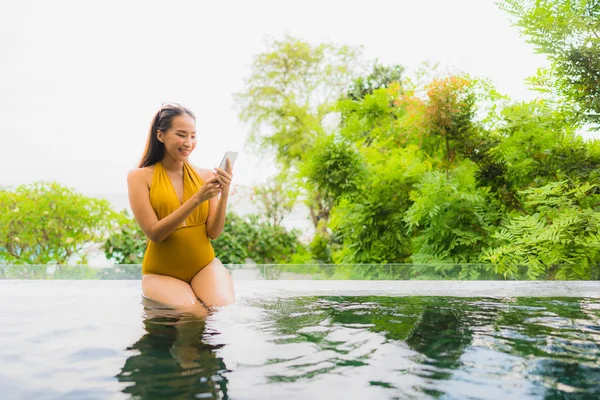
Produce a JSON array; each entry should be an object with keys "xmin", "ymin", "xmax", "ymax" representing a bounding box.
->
[
  {"xmin": 142, "ymin": 274, "xmax": 209, "ymax": 318},
  {"xmin": 190, "ymin": 258, "xmax": 235, "ymax": 308}
]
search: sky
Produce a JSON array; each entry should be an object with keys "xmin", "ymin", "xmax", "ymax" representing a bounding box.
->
[{"xmin": 2, "ymin": 0, "xmax": 595, "ymax": 213}]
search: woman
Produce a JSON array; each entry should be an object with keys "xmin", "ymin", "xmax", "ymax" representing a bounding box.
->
[{"xmin": 128, "ymin": 103, "xmax": 235, "ymax": 316}]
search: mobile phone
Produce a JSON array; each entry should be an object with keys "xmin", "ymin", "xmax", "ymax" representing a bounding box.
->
[{"xmin": 219, "ymin": 151, "xmax": 238, "ymax": 170}]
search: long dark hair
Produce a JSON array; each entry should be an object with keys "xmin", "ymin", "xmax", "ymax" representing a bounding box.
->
[{"xmin": 138, "ymin": 103, "xmax": 196, "ymax": 168}]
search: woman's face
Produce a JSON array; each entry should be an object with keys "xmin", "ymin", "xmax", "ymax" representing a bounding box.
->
[{"xmin": 157, "ymin": 114, "xmax": 197, "ymax": 161}]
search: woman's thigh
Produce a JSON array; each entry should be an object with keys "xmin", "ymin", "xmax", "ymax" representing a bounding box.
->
[
  {"xmin": 190, "ymin": 258, "xmax": 235, "ymax": 308},
  {"xmin": 142, "ymin": 274, "xmax": 208, "ymax": 317}
]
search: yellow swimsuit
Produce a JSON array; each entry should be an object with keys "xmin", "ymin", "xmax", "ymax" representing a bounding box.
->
[{"xmin": 142, "ymin": 161, "xmax": 215, "ymax": 283}]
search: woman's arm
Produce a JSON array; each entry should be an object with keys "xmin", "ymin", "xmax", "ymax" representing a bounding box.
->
[
  {"xmin": 206, "ymin": 189, "xmax": 230, "ymax": 240},
  {"xmin": 127, "ymin": 168, "xmax": 220, "ymax": 243},
  {"xmin": 197, "ymin": 163, "xmax": 233, "ymax": 240}
]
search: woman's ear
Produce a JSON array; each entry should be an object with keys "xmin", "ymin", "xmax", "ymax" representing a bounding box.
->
[{"xmin": 156, "ymin": 130, "xmax": 164, "ymax": 143}]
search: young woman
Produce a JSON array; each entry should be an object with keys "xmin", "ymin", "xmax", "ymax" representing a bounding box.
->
[{"xmin": 127, "ymin": 103, "xmax": 235, "ymax": 316}]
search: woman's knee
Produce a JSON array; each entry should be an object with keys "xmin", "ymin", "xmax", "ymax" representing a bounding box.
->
[{"xmin": 190, "ymin": 259, "xmax": 235, "ymax": 307}]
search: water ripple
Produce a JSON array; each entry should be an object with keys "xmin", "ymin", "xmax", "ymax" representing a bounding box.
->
[{"xmin": 3, "ymin": 289, "xmax": 600, "ymax": 399}]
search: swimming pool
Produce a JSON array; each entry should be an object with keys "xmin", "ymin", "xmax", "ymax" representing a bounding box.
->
[{"xmin": 1, "ymin": 279, "xmax": 599, "ymax": 399}]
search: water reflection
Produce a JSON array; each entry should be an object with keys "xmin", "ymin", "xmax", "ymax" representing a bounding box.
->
[
  {"xmin": 490, "ymin": 298, "xmax": 600, "ymax": 398},
  {"xmin": 109, "ymin": 295, "xmax": 600, "ymax": 399},
  {"xmin": 251, "ymin": 296, "xmax": 600, "ymax": 398},
  {"xmin": 405, "ymin": 305, "xmax": 472, "ymax": 379},
  {"xmin": 116, "ymin": 306, "xmax": 229, "ymax": 400}
]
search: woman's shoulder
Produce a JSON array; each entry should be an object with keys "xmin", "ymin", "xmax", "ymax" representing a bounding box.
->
[{"xmin": 127, "ymin": 165, "xmax": 155, "ymax": 185}]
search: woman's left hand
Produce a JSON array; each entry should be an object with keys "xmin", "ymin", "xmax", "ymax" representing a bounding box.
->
[{"xmin": 214, "ymin": 158, "xmax": 233, "ymax": 193}]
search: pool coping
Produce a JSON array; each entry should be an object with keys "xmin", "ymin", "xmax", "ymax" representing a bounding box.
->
[
  {"xmin": 234, "ymin": 280, "xmax": 600, "ymax": 298},
  {"xmin": 1, "ymin": 280, "xmax": 599, "ymax": 298}
]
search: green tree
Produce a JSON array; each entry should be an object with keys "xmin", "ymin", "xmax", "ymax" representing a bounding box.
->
[
  {"xmin": 337, "ymin": 84, "xmax": 406, "ymax": 149},
  {"xmin": 235, "ymin": 35, "xmax": 364, "ymax": 232},
  {"xmin": 346, "ymin": 62, "xmax": 405, "ymax": 101},
  {"xmin": 250, "ymin": 172, "xmax": 298, "ymax": 227},
  {"xmin": 298, "ymin": 133, "xmax": 367, "ymax": 263},
  {"xmin": 104, "ymin": 210, "xmax": 147, "ymax": 264},
  {"xmin": 501, "ymin": 0, "xmax": 600, "ymax": 125},
  {"xmin": 424, "ymin": 76, "xmax": 477, "ymax": 176},
  {"xmin": 300, "ymin": 133, "xmax": 365, "ymax": 224},
  {"xmin": 234, "ymin": 36, "xmax": 600, "ymax": 278},
  {"xmin": 211, "ymin": 212, "xmax": 307, "ymax": 265},
  {"xmin": 0, "ymin": 182, "xmax": 118, "ymax": 265},
  {"xmin": 329, "ymin": 146, "xmax": 428, "ymax": 265},
  {"xmin": 483, "ymin": 100, "xmax": 600, "ymax": 209},
  {"xmin": 404, "ymin": 161, "xmax": 502, "ymax": 277}
]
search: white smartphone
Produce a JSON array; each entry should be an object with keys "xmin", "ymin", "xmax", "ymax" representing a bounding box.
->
[{"xmin": 218, "ymin": 151, "xmax": 238, "ymax": 170}]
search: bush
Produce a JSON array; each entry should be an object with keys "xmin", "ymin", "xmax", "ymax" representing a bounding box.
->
[
  {"xmin": 212, "ymin": 212, "xmax": 308, "ymax": 265},
  {"xmin": 0, "ymin": 182, "xmax": 118, "ymax": 265},
  {"xmin": 104, "ymin": 211, "xmax": 147, "ymax": 265},
  {"xmin": 482, "ymin": 181, "xmax": 600, "ymax": 279}
]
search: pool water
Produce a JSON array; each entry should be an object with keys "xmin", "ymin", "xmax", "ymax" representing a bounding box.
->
[{"xmin": 1, "ymin": 281, "xmax": 599, "ymax": 399}]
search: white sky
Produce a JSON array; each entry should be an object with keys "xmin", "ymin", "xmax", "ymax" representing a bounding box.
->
[{"xmin": 2, "ymin": 0, "xmax": 595, "ymax": 211}]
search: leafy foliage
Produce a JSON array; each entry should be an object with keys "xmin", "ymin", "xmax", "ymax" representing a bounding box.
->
[
  {"xmin": 308, "ymin": 231, "xmax": 333, "ymax": 264},
  {"xmin": 501, "ymin": 0, "xmax": 600, "ymax": 125},
  {"xmin": 300, "ymin": 133, "xmax": 365, "ymax": 207},
  {"xmin": 482, "ymin": 181, "xmax": 600, "ymax": 279},
  {"xmin": 104, "ymin": 211, "xmax": 147, "ymax": 264},
  {"xmin": 0, "ymin": 182, "xmax": 117, "ymax": 265},
  {"xmin": 235, "ymin": 35, "xmax": 364, "ymax": 168},
  {"xmin": 329, "ymin": 146, "xmax": 428, "ymax": 264},
  {"xmin": 211, "ymin": 212, "xmax": 307, "ymax": 265},
  {"xmin": 293, "ymin": 58, "xmax": 599, "ymax": 280},
  {"xmin": 347, "ymin": 62, "xmax": 405, "ymax": 101},
  {"xmin": 404, "ymin": 161, "xmax": 501, "ymax": 266},
  {"xmin": 251, "ymin": 172, "xmax": 298, "ymax": 227},
  {"xmin": 235, "ymin": 35, "xmax": 365, "ymax": 233},
  {"xmin": 424, "ymin": 76, "xmax": 477, "ymax": 173},
  {"xmin": 8, "ymin": 28, "xmax": 600, "ymax": 282}
]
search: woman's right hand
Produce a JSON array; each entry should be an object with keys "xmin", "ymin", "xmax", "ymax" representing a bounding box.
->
[{"xmin": 194, "ymin": 175, "xmax": 221, "ymax": 204}]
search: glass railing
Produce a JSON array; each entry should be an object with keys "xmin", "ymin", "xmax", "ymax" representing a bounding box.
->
[{"xmin": 0, "ymin": 263, "xmax": 567, "ymax": 280}]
